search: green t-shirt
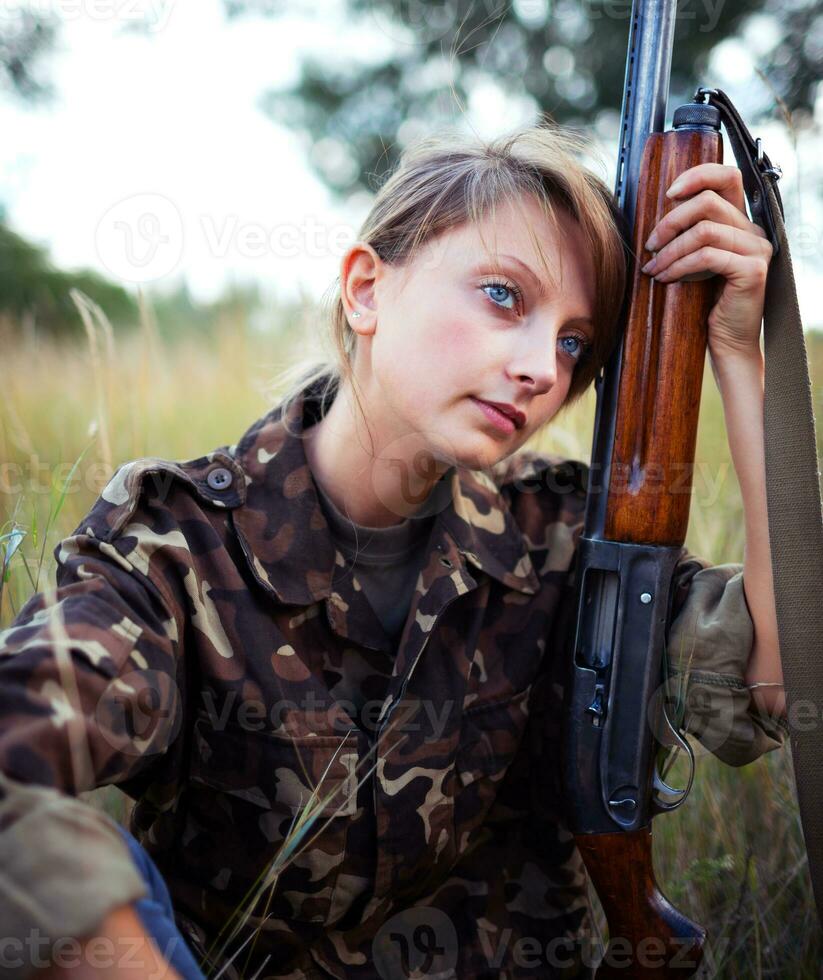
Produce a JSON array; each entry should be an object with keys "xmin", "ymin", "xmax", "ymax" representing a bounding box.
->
[{"xmin": 313, "ymin": 478, "xmax": 435, "ymax": 641}]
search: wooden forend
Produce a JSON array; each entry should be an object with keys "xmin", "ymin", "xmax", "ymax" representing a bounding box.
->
[{"xmin": 604, "ymin": 128, "xmax": 723, "ymax": 546}]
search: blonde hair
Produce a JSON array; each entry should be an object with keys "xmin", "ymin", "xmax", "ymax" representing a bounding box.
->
[{"xmin": 274, "ymin": 121, "xmax": 628, "ymax": 426}]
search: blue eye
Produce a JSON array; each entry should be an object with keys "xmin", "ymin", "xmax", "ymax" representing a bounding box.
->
[
  {"xmin": 481, "ymin": 277, "xmax": 591, "ymax": 363},
  {"xmin": 560, "ymin": 335, "xmax": 590, "ymax": 362},
  {"xmin": 481, "ymin": 280, "xmax": 521, "ymax": 311}
]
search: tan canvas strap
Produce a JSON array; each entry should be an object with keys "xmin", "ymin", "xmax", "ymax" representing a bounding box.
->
[
  {"xmin": 694, "ymin": 87, "xmax": 823, "ymax": 923},
  {"xmin": 761, "ymin": 182, "xmax": 823, "ymax": 923}
]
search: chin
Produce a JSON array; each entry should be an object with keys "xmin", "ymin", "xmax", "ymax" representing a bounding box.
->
[
  {"xmin": 418, "ymin": 414, "xmax": 524, "ymax": 474},
  {"xmin": 452, "ymin": 437, "xmax": 518, "ymax": 474}
]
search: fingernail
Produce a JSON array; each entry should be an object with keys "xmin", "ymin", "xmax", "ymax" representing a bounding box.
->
[
  {"xmin": 666, "ymin": 178, "xmax": 686, "ymax": 197},
  {"xmin": 641, "ymin": 259, "xmax": 656, "ymax": 274},
  {"xmin": 645, "ymin": 233, "xmax": 659, "ymax": 251}
]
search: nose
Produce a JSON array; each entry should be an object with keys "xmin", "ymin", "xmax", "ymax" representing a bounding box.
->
[{"xmin": 506, "ymin": 334, "xmax": 558, "ymax": 396}]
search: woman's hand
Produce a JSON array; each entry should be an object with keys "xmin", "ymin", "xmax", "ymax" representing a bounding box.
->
[
  {"xmin": 34, "ymin": 904, "xmax": 183, "ymax": 980},
  {"xmin": 640, "ymin": 162, "xmax": 773, "ymax": 358}
]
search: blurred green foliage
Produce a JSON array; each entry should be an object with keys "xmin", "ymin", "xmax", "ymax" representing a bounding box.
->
[
  {"xmin": 229, "ymin": 0, "xmax": 823, "ymax": 197},
  {"xmin": 0, "ymin": 222, "xmax": 139, "ymax": 337},
  {"xmin": 0, "ymin": 8, "xmax": 56, "ymax": 103}
]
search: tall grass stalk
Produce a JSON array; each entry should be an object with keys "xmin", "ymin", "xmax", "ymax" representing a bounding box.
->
[
  {"xmin": 71, "ymin": 289, "xmax": 115, "ymax": 475},
  {"xmin": 204, "ymin": 740, "xmax": 394, "ymax": 978}
]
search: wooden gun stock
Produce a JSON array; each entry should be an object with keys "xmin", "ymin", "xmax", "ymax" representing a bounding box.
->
[{"xmin": 576, "ymin": 828, "xmax": 705, "ymax": 978}]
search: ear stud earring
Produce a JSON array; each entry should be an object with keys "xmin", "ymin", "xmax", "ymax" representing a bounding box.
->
[{"xmin": 351, "ymin": 311, "xmax": 362, "ymax": 319}]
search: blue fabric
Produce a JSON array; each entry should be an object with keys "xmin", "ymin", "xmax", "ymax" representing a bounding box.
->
[{"xmin": 115, "ymin": 824, "xmax": 206, "ymax": 979}]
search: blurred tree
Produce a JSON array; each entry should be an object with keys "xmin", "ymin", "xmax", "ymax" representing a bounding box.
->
[
  {"xmin": 0, "ymin": 11, "xmax": 144, "ymax": 339},
  {"xmin": 146, "ymin": 279, "xmax": 257, "ymax": 339},
  {"xmin": 144, "ymin": 278, "xmax": 307, "ymax": 340},
  {"xmin": 0, "ymin": 224, "xmax": 138, "ymax": 339},
  {"xmin": 0, "ymin": 7, "xmax": 57, "ymax": 103},
  {"xmin": 145, "ymin": 279, "xmax": 220, "ymax": 338},
  {"xmin": 223, "ymin": 0, "xmax": 821, "ymax": 198}
]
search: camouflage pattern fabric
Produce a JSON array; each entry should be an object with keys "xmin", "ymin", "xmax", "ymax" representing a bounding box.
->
[{"xmin": 0, "ymin": 375, "xmax": 787, "ymax": 979}]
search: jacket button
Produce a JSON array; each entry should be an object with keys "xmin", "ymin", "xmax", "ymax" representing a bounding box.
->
[{"xmin": 206, "ymin": 467, "xmax": 233, "ymax": 491}]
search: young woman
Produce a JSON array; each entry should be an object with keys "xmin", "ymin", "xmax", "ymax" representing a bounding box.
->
[{"xmin": 0, "ymin": 124, "xmax": 787, "ymax": 980}]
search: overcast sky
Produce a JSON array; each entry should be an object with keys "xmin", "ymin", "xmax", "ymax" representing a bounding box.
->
[
  {"xmin": 0, "ymin": 0, "xmax": 377, "ymax": 306},
  {"xmin": 1, "ymin": 0, "xmax": 821, "ymax": 328}
]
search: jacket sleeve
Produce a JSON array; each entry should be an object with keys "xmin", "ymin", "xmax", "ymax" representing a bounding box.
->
[
  {"xmin": 0, "ymin": 773, "xmax": 149, "ymax": 979},
  {"xmin": 665, "ymin": 550, "xmax": 789, "ymax": 768},
  {"xmin": 0, "ymin": 509, "xmax": 184, "ymax": 976}
]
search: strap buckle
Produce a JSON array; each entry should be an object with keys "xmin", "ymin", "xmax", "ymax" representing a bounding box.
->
[
  {"xmin": 756, "ymin": 138, "xmax": 783, "ymax": 181},
  {"xmin": 692, "ymin": 86, "xmax": 784, "ymax": 255}
]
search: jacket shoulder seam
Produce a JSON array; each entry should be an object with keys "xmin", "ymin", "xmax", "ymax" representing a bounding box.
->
[{"xmin": 90, "ymin": 449, "xmax": 246, "ymax": 544}]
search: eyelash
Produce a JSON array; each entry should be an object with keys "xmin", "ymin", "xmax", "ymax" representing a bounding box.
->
[{"xmin": 478, "ymin": 278, "xmax": 592, "ymax": 362}]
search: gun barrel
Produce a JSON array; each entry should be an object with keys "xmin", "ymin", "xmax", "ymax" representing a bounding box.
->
[{"xmin": 586, "ymin": 0, "xmax": 679, "ymax": 541}]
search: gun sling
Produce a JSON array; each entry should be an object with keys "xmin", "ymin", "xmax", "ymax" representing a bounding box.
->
[{"xmin": 697, "ymin": 90, "xmax": 823, "ymax": 926}]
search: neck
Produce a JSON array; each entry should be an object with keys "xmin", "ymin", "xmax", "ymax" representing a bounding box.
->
[{"xmin": 303, "ymin": 379, "xmax": 449, "ymax": 527}]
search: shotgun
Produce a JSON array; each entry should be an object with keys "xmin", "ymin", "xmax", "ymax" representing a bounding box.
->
[{"xmin": 560, "ymin": 0, "xmax": 738, "ymax": 975}]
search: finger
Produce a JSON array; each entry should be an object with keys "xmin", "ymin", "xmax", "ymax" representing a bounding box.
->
[
  {"xmin": 642, "ymin": 220, "xmax": 773, "ymax": 276},
  {"xmin": 650, "ymin": 246, "xmax": 770, "ymax": 289},
  {"xmin": 645, "ymin": 190, "xmax": 767, "ymax": 254},
  {"xmin": 666, "ymin": 163, "xmax": 747, "ymax": 213}
]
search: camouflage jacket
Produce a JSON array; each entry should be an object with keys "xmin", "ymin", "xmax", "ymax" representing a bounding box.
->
[{"xmin": 0, "ymin": 376, "xmax": 788, "ymax": 979}]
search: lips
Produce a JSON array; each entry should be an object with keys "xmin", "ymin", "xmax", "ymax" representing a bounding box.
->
[{"xmin": 475, "ymin": 399, "xmax": 526, "ymax": 430}]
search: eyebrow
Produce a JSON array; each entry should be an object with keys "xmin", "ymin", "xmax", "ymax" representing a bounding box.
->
[
  {"xmin": 495, "ymin": 254, "xmax": 550, "ymax": 296},
  {"xmin": 472, "ymin": 253, "xmax": 594, "ymax": 336}
]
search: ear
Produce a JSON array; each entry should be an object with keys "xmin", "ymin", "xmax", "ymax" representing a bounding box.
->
[{"xmin": 340, "ymin": 242, "xmax": 382, "ymax": 336}]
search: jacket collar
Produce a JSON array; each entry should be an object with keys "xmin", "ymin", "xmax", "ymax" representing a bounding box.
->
[{"xmin": 228, "ymin": 375, "xmax": 539, "ymax": 606}]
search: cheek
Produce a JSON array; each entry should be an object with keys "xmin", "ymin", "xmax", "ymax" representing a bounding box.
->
[
  {"xmin": 404, "ymin": 308, "xmax": 481, "ymax": 377},
  {"xmin": 441, "ymin": 314, "xmax": 478, "ymax": 354},
  {"xmin": 371, "ymin": 291, "xmax": 487, "ymax": 414},
  {"xmin": 425, "ymin": 320, "xmax": 488, "ymax": 404}
]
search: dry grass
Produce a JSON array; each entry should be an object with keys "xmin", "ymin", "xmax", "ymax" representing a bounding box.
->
[{"xmin": 1, "ymin": 295, "xmax": 822, "ymax": 976}]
